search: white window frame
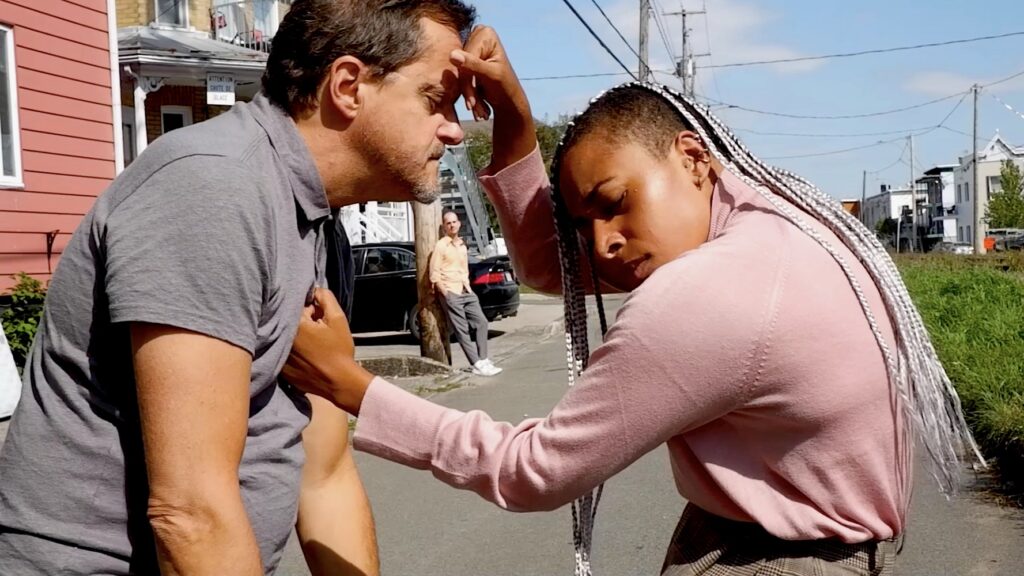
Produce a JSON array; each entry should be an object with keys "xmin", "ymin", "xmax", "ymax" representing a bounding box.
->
[
  {"xmin": 154, "ymin": 0, "xmax": 189, "ymax": 29},
  {"xmin": 0, "ymin": 24, "xmax": 23, "ymax": 189},
  {"xmin": 987, "ymin": 175, "xmax": 1002, "ymax": 195},
  {"xmin": 160, "ymin": 105, "xmax": 193, "ymax": 135}
]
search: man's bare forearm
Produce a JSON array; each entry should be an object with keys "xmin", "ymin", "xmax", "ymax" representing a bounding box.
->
[
  {"xmin": 295, "ymin": 394, "xmax": 379, "ymax": 576},
  {"xmin": 297, "ymin": 463, "xmax": 379, "ymax": 576},
  {"xmin": 131, "ymin": 324, "xmax": 262, "ymax": 576},
  {"xmin": 150, "ymin": 493, "xmax": 262, "ymax": 576}
]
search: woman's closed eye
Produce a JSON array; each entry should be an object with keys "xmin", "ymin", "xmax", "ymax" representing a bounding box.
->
[{"xmin": 598, "ymin": 190, "xmax": 627, "ymax": 218}]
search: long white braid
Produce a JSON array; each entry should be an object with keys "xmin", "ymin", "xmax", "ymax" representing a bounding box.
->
[{"xmin": 549, "ymin": 82, "xmax": 985, "ymax": 575}]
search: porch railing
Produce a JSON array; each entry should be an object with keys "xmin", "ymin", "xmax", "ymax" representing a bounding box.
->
[{"xmin": 210, "ymin": 0, "xmax": 288, "ymax": 54}]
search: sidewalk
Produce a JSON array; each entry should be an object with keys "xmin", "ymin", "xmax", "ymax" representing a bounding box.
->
[{"xmin": 353, "ymin": 292, "xmax": 565, "ymax": 375}]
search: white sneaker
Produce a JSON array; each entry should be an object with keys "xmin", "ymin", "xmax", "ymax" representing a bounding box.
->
[
  {"xmin": 472, "ymin": 360, "xmax": 502, "ymax": 376},
  {"xmin": 481, "ymin": 359, "xmax": 503, "ymax": 375}
]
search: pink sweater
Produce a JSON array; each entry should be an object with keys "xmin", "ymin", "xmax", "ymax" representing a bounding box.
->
[{"xmin": 353, "ymin": 147, "xmax": 905, "ymax": 543}]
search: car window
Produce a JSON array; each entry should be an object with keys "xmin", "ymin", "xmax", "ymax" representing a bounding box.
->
[{"xmin": 362, "ymin": 247, "xmax": 415, "ymax": 275}]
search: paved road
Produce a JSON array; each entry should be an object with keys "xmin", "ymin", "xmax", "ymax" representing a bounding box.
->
[
  {"xmin": 278, "ymin": 294, "xmax": 1024, "ymax": 576},
  {"xmin": 2, "ymin": 293, "xmax": 1022, "ymax": 575}
]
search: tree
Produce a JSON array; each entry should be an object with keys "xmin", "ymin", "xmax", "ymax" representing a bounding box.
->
[
  {"xmin": 875, "ymin": 217, "xmax": 898, "ymax": 237},
  {"xmin": 986, "ymin": 160, "xmax": 1024, "ymax": 229},
  {"xmin": 464, "ymin": 131, "xmax": 492, "ymax": 174},
  {"xmin": 535, "ymin": 118, "xmax": 570, "ymax": 176},
  {"xmin": 462, "ymin": 119, "xmax": 570, "ymax": 230}
]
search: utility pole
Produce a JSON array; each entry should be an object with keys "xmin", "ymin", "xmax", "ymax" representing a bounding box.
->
[
  {"xmin": 639, "ymin": 0, "xmax": 651, "ymax": 82},
  {"xmin": 412, "ymin": 200, "xmax": 451, "ymax": 364},
  {"xmin": 972, "ymin": 84, "xmax": 986, "ymax": 254},
  {"xmin": 861, "ymin": 170, "xmax": 867, "ymax": 226},
  {"xmin": 664, "ymin": 2, "xmax": 707, "ymax": 98},
  {"xmin": 909, "ymin": 134, "xmax": 915, "ymax": 253}
]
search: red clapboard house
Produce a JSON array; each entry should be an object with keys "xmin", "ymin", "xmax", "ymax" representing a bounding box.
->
[{"xmin": 0, "ymin": 0, "xmax": 122, "ymax": 293}]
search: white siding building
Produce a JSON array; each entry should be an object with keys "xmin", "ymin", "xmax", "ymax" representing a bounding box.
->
[{"xmin": 953, "ymin": 133, "xmax": 1024, "ymax": 243}]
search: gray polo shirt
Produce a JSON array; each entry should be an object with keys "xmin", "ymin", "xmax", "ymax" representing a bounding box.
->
[{"xmin": 0, "ymin": 94, "xmax": 329, "ymax": 574}]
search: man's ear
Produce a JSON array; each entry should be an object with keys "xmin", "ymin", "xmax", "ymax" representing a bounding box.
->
[{"xmin": 322, "ymin": 56, "xmax": 372, "ymax": 121}]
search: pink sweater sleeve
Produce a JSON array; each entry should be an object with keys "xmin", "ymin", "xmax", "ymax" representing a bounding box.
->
[
  {"xmin": 352, "ymin": 251, "xmax": 774, "ymax": 512},
  {"xmin": 478, "ymin": 146, "xmax": 564, "ymax": 294}
]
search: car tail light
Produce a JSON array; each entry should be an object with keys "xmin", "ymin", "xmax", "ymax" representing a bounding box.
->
[{"xmin": 473, "ymin": 272, "xmax": 506, "ymax": 285}]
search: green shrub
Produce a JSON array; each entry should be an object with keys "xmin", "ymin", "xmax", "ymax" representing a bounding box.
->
[
  {"xmin": 2, "ymin": 273, "xmax": 47, "ymax": 371},
  {"xmin": 898, "ymin": 257, "xmax": 1024, "ymax": 482}
]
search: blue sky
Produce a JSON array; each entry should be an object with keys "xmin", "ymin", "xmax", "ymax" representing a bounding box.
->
[{"xmin": 465, "ymin": 0, "xmax": 1024, "ymax": 200}]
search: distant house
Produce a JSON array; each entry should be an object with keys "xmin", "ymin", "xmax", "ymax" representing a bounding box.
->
[
  {"xmin": 918, "ymin": 164, "xmax": 957, "ymax": 245},
  {"xmin": 116, "ymin": 0, "xmax": 288, "ymax": 163},
  {"xmin": 841, "ymin": 199, "xmax": 861, "ymax": 219},
  {"xmin": 0, "ymin": 0, "xmax": 122, "ymax": 292},
  {"xmin": 954, "ymin": 133, "xmax": 1024, "ymax": 244},
  {"xmin": 862, "ymin": 182, "xmax": 927, "ymax": 250}
]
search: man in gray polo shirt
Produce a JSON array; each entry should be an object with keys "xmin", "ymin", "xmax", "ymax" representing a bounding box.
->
[{"xmin": 0, "ymin": 1, "xmax": 477, "ymax": 574}]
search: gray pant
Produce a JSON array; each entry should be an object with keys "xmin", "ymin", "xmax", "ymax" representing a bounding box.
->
[{"xmin": 442, "ymin": 291, "xmax": 489, "ymax": 365}]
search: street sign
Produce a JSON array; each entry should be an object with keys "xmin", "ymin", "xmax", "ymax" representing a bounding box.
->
[{"xmin": 206, "ymin": 74, "xmax": 235, "ymax": 106}]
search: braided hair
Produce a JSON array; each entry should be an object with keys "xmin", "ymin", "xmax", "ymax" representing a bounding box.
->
[{"xmin": 549, "ymin": 83, "xmax": 984, "ymax": 575}]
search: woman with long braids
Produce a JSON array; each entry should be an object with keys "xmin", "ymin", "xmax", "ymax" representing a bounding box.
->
[{"xmin": 284, "ymin": 27, "xmax": 983, "ymax": 575}]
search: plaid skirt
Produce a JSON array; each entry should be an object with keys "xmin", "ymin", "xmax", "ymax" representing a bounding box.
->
[{"xmin": 661, "ymin": 505, "xmax": 899, "ymax": 576}]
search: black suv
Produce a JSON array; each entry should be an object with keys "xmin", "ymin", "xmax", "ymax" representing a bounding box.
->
[{"xmin": 349, "ymin": 242, "xmax": 520, "ymax": 339}]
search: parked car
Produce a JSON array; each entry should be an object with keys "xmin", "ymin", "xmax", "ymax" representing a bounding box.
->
[
  {"xmin": 990, "ymin": 228, "xmax": 1024, "ymax": 251},
  {"xmin": 933, "ymin": 241, "xmax": 974, "ymax": 255},
  {"xmin": 348, "ymin": 241, "xmax": 520, "ymax": 339},
  {"xmin": 1004, "ymin": 234, "xmax": 1024, "ymax": 251}
]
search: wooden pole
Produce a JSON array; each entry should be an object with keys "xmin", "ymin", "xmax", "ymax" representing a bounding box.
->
[
  {"xmin": 973, "ymin": 84, "xmax": 986, "ymax": 254},
  {"xmin": 412, "ymin": 200, "xmax": 450, "ymax": 363}
]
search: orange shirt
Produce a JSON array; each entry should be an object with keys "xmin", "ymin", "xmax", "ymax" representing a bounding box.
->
[{"xmin": 430, "ymin": 235, "xmax": 472, "ymax": 295}]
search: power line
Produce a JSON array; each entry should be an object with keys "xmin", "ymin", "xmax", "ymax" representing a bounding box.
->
[
  {"xmin": 560, "ymin": 0, "xmax": 638, "ymax": 80},
  {"xmin": 521, "ymin": 71, "xmax": 632, "ymax": 81},
  {"xmin": 733, "ymin": 126, "xmax": 939, "ymax": 139},
  {"xmin": 868, "ymin": 140, "xmax": 909, "ymax": 174},
  {"xmin": 981, "ymin": 66, "xmax": 1024, "ymax": 88},
  {"xmin": 650, "ymin": 0, "xmax": 684, "ymax": 91},
  {"xmin": 937, "ymin": 92, "xmax": 969, "ymax": 127},
  {"xmin": 760, "ymin": 95, "xmax": 964, "ymax": 160},
  {"xmin": 761, "ymin": 135, "xmax": 915, "ymax": 160},
  {"xmin": 699, "ymin": 30, "xmax": 1024, "ymax": 70},
  {"xmin": 705, "ymin": 90, "xmax": 968, "ymax": 120},
  {"xmin": 701, "ymin": 0, "xmax": 724, "ymax": 102},
  {"xmin": 588, "ymin": 0, "xmax": 642, "ymax": 61},
  {"xmin": 520, "ymin": 67, "xmax": 679, "ymax": 81},
  {"xmin": 650, "ymin": 0, "xmax": 678, "ymax": 61},
  {"xmin": 990, "ymin": 92, "xmax": 1024, "ymax": 123}
]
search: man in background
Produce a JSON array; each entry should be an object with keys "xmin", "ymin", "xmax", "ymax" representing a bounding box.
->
[{"xmin": 431, "ymin": 210, "xmax": 502, "ymax": 376}]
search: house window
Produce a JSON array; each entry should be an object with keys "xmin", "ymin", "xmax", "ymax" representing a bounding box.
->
[
  {"xmin": 988, "ymin": 176, "xmax": 1002, "ymax": 195},
  {"xmin": 958, "ymin": 226, "xmax": 963, "ymax": 242},
  {"xmin": 967, "ymin": 225, "xmax": 972, "ymax": 241},
  {"xmin": 121, "ymin": 107, "xmax": 136, "ymax": 166},
  {"xmin": 956, "ymin": 184, "xmax": 961, "ymax": 203},
  {"xmin": 155, "ymin": 0, "xmax": 189, "ymax": 28},
  {"xmin": 160, "ymin": 106, "xmax": 193, "ymax": 135},
  {"xmin": 965, "ymin": 182, "xmax": 970, "ymax": 202},
  {"xmin": 0, "ymin": 25, "xmax": 22, "ymax": 187}
]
